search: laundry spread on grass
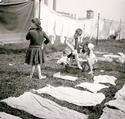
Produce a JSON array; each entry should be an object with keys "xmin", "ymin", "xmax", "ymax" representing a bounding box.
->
[
  {"xmin": 101, "ymin": 84, "xmax": 125, "ymax": 118},
  {"xmin": 33, "ymin": 85, "xmax": 105, "ymax": 106},
  {"xmin": 97, "ymin": 52, "xmax": 125, "ymax": 63},
  {"xmin": 93, "ymin": 75, "xmax": 117, "ymax": 85},
  {"xmin": 105, "ymin": 99, "xmax": 125, "ymax": 113},
  {"xmin": 0, "ymin": 112, "xmax": 22, "ymax": 119},
  {"xmin": 53, "ymin": 72, "xmax": 78, "ymax": 81},
  {"xmin": 99, "ymin": 107, "xmax": 125, "ymax": 119},
  {"xmin": 115, "ymin": 84, "xmax": 125, "ymax": 100},
  {"xmin": 76, "ymin": 82, "xmax": 109, "ymax": 93},
  {"xmin": 1, "ymin": 92, "xmax": 88, "ymax": 119}
]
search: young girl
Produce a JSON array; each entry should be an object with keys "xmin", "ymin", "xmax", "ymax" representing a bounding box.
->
[
  {"xmin": 25, "ymin": 18, "xmax": 50, "ymax": 79},
  {"xmin": 81, "ymin": 42, "xmax": 97, "ymax": 74},
  {"xmin": 65, "ymin": 28, "xmax": 83, "ymax": 70}
]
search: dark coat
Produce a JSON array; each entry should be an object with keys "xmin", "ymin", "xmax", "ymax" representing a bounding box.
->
[
  {"xmin": 25, "ymin": 28, "xmax": 50, "ymax": 65},
  {"xmin": 26, "ymin": 28, "xmax": 50, "ymax": 46}
]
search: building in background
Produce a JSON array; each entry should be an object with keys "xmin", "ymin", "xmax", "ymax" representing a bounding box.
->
[
  {"xmin": 1, "ymin": 0, "xmax": 28, "ymax": 3},
  {"xmin": 43, "ymin": 0, "xmax": 56, "ymax": 11},
  {"xmin": 86, "ymin": 10, "xmax": 94, "ymax": 19},
  {"xmin": 42, "ymin": 0, "xmax": 95, "ymax": 20}
]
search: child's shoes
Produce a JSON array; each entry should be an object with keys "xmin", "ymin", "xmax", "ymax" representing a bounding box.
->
[
  {"xmin": 26, "ymin": 75, "xmax": 32, "ymax": 79},
  {"xmin": 39, "ymin": 75, "xmax": 46, "ymax": 79}
]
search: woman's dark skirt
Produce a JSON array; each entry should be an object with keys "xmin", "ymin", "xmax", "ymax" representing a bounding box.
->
[{"xmin": 25, "ymin": 45, "xmax": 45, "ymax": 65}]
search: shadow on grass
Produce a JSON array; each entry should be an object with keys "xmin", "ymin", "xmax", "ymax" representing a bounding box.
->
[{"xmin": 0, "ymin": 47, "xmax": 27, "ymax": 54}]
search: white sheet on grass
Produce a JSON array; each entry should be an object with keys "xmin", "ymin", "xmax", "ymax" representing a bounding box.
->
[
  {"xmin": 95, "ymin": 51, "xmax": 109, "ymax": 55},
  {"xmin": 99, "ymin": 107, "xmax": 125, "ymax": 119},
  {"xmin": 115, "ymin": 84, "xmax": 125, "ymax": 100},
  {"xmin": 0, "ymin": 112, "xmax": 22, "ymax": 119},
  {"xmin": 97, "ymin": 56, "xmax": 113, "ymax": 62},
  {"xmin": 117, "ymin": 52, "xmax": 125, "ymax": 63},
  {"xmin": 57, "ymin": 56, "xmax": 68, "ymax": 65},
  {"xmin": 34, "ymin": 85, "xmax": 105, "ymax": 106},
  {"xmin": 97, "ymin": 53, "xmax": 119, "ymax": 62},
  {"xmin": 103, "ymin": 54, "xmax": 120, "ymax": 59},
  {"xmin": 97, "ymin": 53, "xmax": 125, "ymax": 63},
  {"xmin": 53, "ymin": 72, "xmax": 78, "ymax": 81},
  {"xmin": 94, "ymin": 75, "xmax": 117, "ymax": 85},
  {"xmin": 105, "ymin": 99, "xmax": 125, "ymax": 113},
  {"xmin": 1, "ymin": 92, "xmax": 88, "ymax": 119},
  {"xmin": 76, "ymin": 82, "xmax": 109, "ymax": 93}
]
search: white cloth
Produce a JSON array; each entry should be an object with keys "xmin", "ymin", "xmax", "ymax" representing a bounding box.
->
[
  {"xmin": 88, "ymin": 43, "xmax": 94, "ymax": 50},
  {"xmin": 87, "ymin": 50, "xmax": 97, "ymax": 65},
  {"xmin": 34, "ymin": 85, "xmax": 105, "ymax": 106},
  {"xmin": 1, "ymin": 92, "xmax": 88, "ymax": 119},
  {"xmin": 34, "ymin": 0, "xmax": 39, "ymax": 18},
  {"xmin": 76, "ymin": 82, "xmax": 109, "ymax": 93},
  {"xmin": 105, "ymin": 84, "xmax": 125, "ymax": 116},
  {"xmin": 94, "ymin": 75, "xmax": 117, "ymax": 85},
  {"xmin": 117, "ymin": 52, "xmax": 125, "ymax": 63},
  {"xmin": 95, "ymin": 51, "xmax": 109, "ymax": 55},
  {"xmin": 97, "ymin": 56, "xmax": 113, "ymax": 62},
  {"xmin": 97, "ymin": 52, "xmax": 125, "ymax": 63},
  {"xmin": 103, "ymin": 54, "xmax": 120, "ymax": 59},
  {"xmin": 39, "ymin": 4, "xmax": 98, "ymax": 42},
  {"xmin": 105, "ymin": 99, "xmax": 125, "ymax": 113},
  {"xmin": 115, "ymin": 84, "xmax": 125, "ymax": 100},
  {"xmin": 53, "ymin": 72, "xmax": 78, "ymax": 81},
  {"xmin": 0, "ymin": 112, "xmax": 22, "ymax": 119},
  {"xmin": 57, "ymin": 56, "xmax": 68, "ymax": 65},
  {"xmin": 99, "ymin": 107, "xmax": 125, "ymax": 119}
]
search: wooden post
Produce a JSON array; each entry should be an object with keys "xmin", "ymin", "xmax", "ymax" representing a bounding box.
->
[
  {"xmin": 119, "ymin": 19, "xmax": 121, "ymax": 40},
  {"xmin": 39, "ymin": 0, "xmax": 41, "ymax": 19},
  {"xmin": 96, "ymin": 13, "xmax": 100, "ymax": 45}
]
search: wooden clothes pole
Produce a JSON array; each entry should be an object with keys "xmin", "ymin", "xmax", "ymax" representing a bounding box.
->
[
  {"xmin": 119, "ymin": 19, "xmax": 121, "ymax": 40},
  {"xmin": 34, "ymin": 0, "xmax": 40, "ymax": 18},
  {"xmin": 39, "ymin": 0, "xmax": 41, "ymax": 19},
  {"xmin": 96, "ymin": 13, "xmax": 100, "ymax": 45}
]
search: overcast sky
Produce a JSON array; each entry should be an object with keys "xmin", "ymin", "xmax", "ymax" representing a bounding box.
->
[{"xmin": 56, "ymin": 0, "xmax": 125, "ymax": 21}]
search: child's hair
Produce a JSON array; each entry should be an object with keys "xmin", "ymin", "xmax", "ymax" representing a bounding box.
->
[
  {"xmin": 63, "ymin": 51, "xmax": 66, "ymax": 55},
  {"xmin": 32, "ymin": 18, "xmax": 41, "ymax": 26},
  {"xmin": 75, "ymin": 28, "xmax": 83, "ymax": 36},
  {"xmin": 82, "ymin": 41, "xmax": 90, "ymax": 55}
]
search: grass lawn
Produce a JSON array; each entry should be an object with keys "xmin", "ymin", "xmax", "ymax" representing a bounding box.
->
[{"xmin": 0, "ymin": 39, "xmax": 125, "ymax": 119}]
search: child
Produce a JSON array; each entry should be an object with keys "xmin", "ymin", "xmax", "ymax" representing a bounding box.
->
[
  {"xmin": 25, "ymin": 18, "xmax": 50, "ymax": 79},
  {"xmin": 65, "ymin": 28, "xmax": 83, "ymax": 69},
  {"xmin": 57, "ymin": 51, "xmax": 69, "ymax": 65},
  {"xmin": 81, "ymin": 42, "xmax": 97, "ymax": 75},
  {"xmin": 66, "ymin": 40, "xmax": 97, "ymax": 75}
]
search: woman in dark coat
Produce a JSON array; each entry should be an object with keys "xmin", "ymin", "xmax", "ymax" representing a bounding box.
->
[{"xmin": 25, "ymin": 18, "xmax": 50, "ymax": 79}]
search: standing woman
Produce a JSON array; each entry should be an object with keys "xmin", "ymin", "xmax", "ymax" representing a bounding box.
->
[{"xmin": 25, "ymin": 18, "xmax": 50, "ymax": 79}]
